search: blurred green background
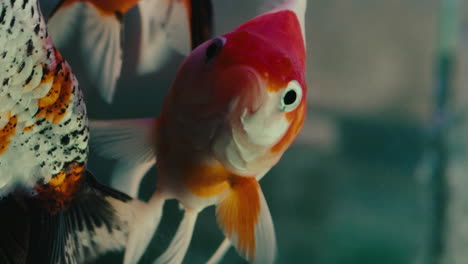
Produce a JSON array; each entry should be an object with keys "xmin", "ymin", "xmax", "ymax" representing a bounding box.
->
[{"xmin": 40, "ymin": 0, "xmax": 468, "ymax": 263}]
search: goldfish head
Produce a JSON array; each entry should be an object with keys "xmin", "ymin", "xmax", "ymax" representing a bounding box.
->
[{"xmin": 166, "ymin": 1, "xmax": 307, "ymax": 176}]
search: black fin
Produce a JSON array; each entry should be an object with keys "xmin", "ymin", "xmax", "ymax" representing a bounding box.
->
[
  {"xmin": 0, "ymin": 196, "xmax": 30, "ymax": 264},
  {"xmin": 30, "ymin": 170, "xmax": 134, "ymax": 264},
  {"xmin": 190, "ymin": 0, "xmax": 214, "ymax": 49},
  {"xmin": 0, "ymin": 170, "xmax": 136, "ymax": 264}
]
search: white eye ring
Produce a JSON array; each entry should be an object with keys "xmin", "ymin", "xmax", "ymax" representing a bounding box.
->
[{"xmin": 280, "ymin": 80, "xmax": 302, "ymax": 112}]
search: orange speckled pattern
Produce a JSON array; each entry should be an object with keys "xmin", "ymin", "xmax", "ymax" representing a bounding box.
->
[
  {"xmin": 22, "ymin": 124, "xmax": 35, "ymax": 132},
  {"xmin": 35, "ymin": 49, "xmax": 74, "ymax": 124},
  {"xmin": 35, "ymin": 163, "xmax": 85, "ymax": 213},
  {"xmin": 184, "ymin": 163, "xmax": 230, "ymax": 197},
  {"xmin": 216, "ymin": 175, "xmax": 260, "ymax": 261},
  {"xmin": 62, "ymin": 0, "xmax": 140, "ymax": 15},
  {"xmin": 0, "ymin": 115, "xmax": 17, "ymax": 155}
]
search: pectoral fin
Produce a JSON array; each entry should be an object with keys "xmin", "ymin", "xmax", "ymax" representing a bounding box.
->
[
  {"xmin": 90, "ymin": 118, "xmax": 157, "ymax": 197},
  {"xmin": 216, "ymin": 176, "xmax": 276, "ymax": 264}
]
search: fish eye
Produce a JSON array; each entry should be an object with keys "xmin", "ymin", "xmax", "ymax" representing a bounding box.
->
[
  {"xmin": 280, "ymin": 80, "xmax": 302, "ymax": 112},
  {"xmin": 205, "ymin": 37, "xmax": 225, "ymax": 64}
]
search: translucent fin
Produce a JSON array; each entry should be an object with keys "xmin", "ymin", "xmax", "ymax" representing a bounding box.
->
[
  {"xmin": 206, "ymin": 238, "xmax": 231, "ymax": 264},
  {"xmin": 81, "ymin": 4, "xmax": 123, "ymax": 103},
  {"xmin": 90, "ymin": 118, "xmax": 157, "ymax": 197},
  {"xmin": 47, "ymin": 1, "xmax": 84, "ymax": 49},
  {"xmin": 90, "ymin": 118, "xmax": 157, "ymax": 164},
  {"xmin": 216, "ymin": 176, "xmax": 276, "ymax": 263},
  {"xmin": 137, "ymin": 0, "xmax": 213, "ymax": 74},
  {"xmin": 165, "ymin": 0, "xmax": 192, "ymax": 55},
  {"xmin": 124, "ymin": 192, "xmax": 166, "ymax": 264},
  {"xmin": 111, "ymin": 159, "xmax": 156, "ymax": 198},
  {"xmin": 154, "ymin": 208, "xmax": 198, "ymax": 264},
  {"xmin": 136, "ymin": 0, "xmax": 172, "ymax": 74}
]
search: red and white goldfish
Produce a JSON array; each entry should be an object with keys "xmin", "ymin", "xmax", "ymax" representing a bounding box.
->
[
  {"xmin": 0, "ymin": 1, "xmax": 142, "ymax": 263},
  {"xmin": 92, "ymin": 0, "xmax": 307, "ymax": 263},
  {"xmin": 47, "ymin": 0, "xmax": 213, "ymax": 103}
]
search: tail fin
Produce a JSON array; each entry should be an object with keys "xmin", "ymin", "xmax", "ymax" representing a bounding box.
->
[
  {"xmin": 154, "ymin": 208, "xmax": 198, "ymax": 264},
  {"xmin": 206, "ymin": 238, "xmax": 231, "ymax": 264},
  {"xmin": 124, "ymin": 191, "xmax": 166, "ymax": 264},
  {"xmin": 48, "ymin": 1, "xmax": 123, "ymax": 103},
  {"xmin": 0, "ymin": 170, "xmax": 141, "ymax": 263},
  {"xmin": 0, "ymin": 195, "xmax": 30, "ymax": 264},
  {"xmin": 81, "ymin": 4, "xmax": 123, "ymax": 103},
  {"xmin": 31, "ymin": 171, "xmax": 137, "ymax": 263},
  {"xmin": 137, "ymin": 0, "xmax": 213, "ymax": 74},
  {"xmin": 47, "ymin": 0, "xmax": 84, "ymax": 49}
]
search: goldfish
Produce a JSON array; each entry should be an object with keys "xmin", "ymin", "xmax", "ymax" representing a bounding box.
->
[
  {"xmin": 0, "ymin": 1, "xmax": 142, "ymax": 263},
  {"xmin": 91, "ymin": 0, "xmax": 307, "ymax": 263},
  {"xmin": 47, "ymin": 0, "xmax": 213, "ymax": 103}
]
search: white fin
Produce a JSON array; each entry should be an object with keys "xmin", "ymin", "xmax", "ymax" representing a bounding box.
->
[
  {"xmin": 90, "ymin": 118, "xmax": 157, "ymax": 197},
  {"xmin": 206, "ymin": 238, "xmax": 232, "ymax": 264},
  {"xmin": 165, "ymin": 0, "xmax": 193, "ymax": 55},
  {"xmin": 111, "ymin": 159, "xmax": 156, "ymax": 198},
  {"xmin": 90, "ymin": 118, "xmax": 156, "ymax": 163},
  {"xmin": 47, "ymin": 1, "xmax": 84, "ymax": 49},
  {"xmin": 81, "ymin": 4, "xmax": 123, "ymax": 103},
  {"xmin": 253, "ymin": 187, "xmax": 277, "ymax": 264},
  {"xmin": 137, "ymin": 0, "xmax": 172, "ymax": 74},
  {"xmin": 137, "ymin": 0, "xmax": 213, "ymax": 74},
  {"xmin": 124, "ymin": 191, "xmax": 166, "ymax": 264},
  {"xmin": 154, "ymin": 208, "xmax": 198, "ymax": 264},
  {"xmin": 216, "ymin": 178, "xmax": 276, "ymax": 263}
]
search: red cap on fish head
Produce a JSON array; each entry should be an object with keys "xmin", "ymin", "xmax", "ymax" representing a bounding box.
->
[
  {"xmin": 234, "ymin": 5, "xmax": 306, "ymax": 71},
  {"xmin": 211, "ymin": 0, "xmax": 307, "ymax": 98}
]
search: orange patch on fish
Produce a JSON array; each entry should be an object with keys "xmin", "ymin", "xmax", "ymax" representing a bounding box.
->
[
  {"xmin": 61, "ymin": 0, "xmax": 139, "ymax": 16},
  {"xmin": 22, "ymin": 124, "xmax": 35, "ymax": 132},
  {"xmin": 35, "ymin": 49, "xmax": 73, "ymax": 124},
  {"xmin": 216, "ymin": 175, "xmax": 260, "ymax": 261},
  {"xmin": 35, "ymin": 163, "xmax": 85, "ymax": 213},
  {"xmin": 38, "ymin": 74, "xmax": 61, "ymax": 108},
  {"xmin": 0, "ymin": 115, "xmax": 17, "ymax": 155},
  {"xmin": 184, "ymin": 162, "xmax": 230, "ymax": 197},
  {"xmin": 270, "ymin": 102, "xmax": 306, "ymax": 153}
]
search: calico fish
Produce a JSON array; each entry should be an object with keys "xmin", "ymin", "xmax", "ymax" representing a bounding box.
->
[{"xmin": 0, "ymin": 1, "xmax": 141, "ymax": 263}]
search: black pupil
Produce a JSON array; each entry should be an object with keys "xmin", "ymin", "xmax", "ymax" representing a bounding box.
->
[
  {"xmin": 284, "ymin": 90, "xmax": 297, "ymax": 105},
  {"xmin": 205, "ymin": 38, "xmax": 223, "ymax": 63}
]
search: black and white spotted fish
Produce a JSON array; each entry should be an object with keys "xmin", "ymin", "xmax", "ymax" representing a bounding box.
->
[
  {"xmin": 0, "ymin": 1, "xmax": 140, "ymax": 263},
  {"xmin": 47, "ymin": 0, "xmax": 214, "ymax": 103}
]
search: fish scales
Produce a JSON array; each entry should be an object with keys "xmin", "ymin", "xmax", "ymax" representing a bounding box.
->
[{"xmin": 0, "ymin": 0, "xmax": 88, "ymax": 198}]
